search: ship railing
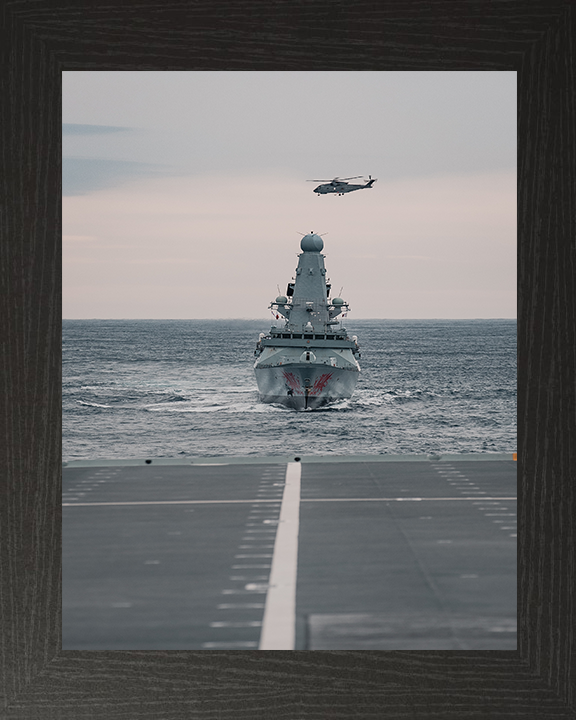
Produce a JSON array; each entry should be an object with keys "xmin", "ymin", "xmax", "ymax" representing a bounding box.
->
[{"xmin": 266, "ymin": 331, "xmax": 349, "ymax": 341}]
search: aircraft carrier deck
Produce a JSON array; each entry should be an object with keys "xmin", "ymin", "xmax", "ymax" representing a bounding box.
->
[{"xmin": 62, "ymin": 454, "xmax": 517, "ymax": 651}]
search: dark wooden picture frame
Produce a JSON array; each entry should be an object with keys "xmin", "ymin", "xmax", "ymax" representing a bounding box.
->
[{"xmin": 1, "ymin": 1, "xmax": 575, "ymax": 717}]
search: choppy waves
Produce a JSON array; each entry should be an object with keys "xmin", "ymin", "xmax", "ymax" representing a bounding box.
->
[
  {"xmin": 63, "ymin": 319, "xmax": 517, "ymax": 460},
  {"xmin": 77, "ymin": 400, "xmax": 112, "ymax": 409}
]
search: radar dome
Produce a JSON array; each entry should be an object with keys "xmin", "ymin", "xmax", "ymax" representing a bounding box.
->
[
  {"xmin": 300, "ymin": 233, "xmax": 324, "ymax": 252},
  {"xmin": 275, "ymin": 295, "xmax": 288, "ymax": 304},
  {"xmin": 332, "ymin": 297, "xmax": 344, "ymax": 305}
]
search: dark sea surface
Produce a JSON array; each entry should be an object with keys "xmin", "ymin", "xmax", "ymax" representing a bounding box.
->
[{"xmin": 62, "ymin": 319, "xmax": 516, "ymax": 461}]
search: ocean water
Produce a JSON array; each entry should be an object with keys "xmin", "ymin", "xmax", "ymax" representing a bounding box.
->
[{"xmin": 62, "ymin": 319, "xmax": 516, "ymax": 461}]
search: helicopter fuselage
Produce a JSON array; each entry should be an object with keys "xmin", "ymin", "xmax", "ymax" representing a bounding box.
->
[{"xmin": 314, "ymin": 179, "xmax": 375, "ymax": 195}]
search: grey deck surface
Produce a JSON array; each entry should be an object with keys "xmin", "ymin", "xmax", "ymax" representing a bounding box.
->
[{"xmin": 62, "ymin": 456, "xmax": 517, "ymax": 650}]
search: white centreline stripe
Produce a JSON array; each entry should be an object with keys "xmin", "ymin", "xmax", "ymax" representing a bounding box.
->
[{"xmin": 259, "ymin": 462, "xmax": 301, "ymax": 650}]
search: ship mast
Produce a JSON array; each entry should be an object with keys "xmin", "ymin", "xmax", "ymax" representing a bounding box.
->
[{"xmin": 270, "ymin": 233, "xmax": 349, "ymax": 333}]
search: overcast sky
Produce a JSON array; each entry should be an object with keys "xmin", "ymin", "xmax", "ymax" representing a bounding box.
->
[{"xmin": 63, "ymin": 71, "xmax": 516, "ymax": 319}]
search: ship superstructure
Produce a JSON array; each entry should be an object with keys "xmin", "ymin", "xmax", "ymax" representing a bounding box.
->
[{"xmin": 254, "ymin": 233, "xmax": 360, "ymax": 410}]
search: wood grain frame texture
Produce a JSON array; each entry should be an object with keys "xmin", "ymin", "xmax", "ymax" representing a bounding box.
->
[{"xmin": 1, "ymin": 1, "xmax": 575, "ymax": 717}]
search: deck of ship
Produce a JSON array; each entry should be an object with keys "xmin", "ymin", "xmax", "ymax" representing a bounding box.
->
[{"xmin": 62, "ymin": 454, "xmax": 517, "ymax": 650}]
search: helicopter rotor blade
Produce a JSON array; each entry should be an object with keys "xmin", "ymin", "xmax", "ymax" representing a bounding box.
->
[{"xmin": 306, "ymin": 175, "xmax": 368, "ymax": 182}]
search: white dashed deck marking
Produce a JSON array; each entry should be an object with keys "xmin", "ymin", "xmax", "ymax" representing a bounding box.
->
[{"xmin": 63, "ymin": 496, "xmax": 517, "ymax": 507}]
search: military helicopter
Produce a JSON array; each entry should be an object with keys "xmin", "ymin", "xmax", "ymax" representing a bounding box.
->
[{"xmin": 308, "ymin": 175, "xmax": 377, "ymax": 196}]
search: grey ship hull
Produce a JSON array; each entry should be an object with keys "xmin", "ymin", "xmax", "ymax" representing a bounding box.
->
[
  {"xmin": 255, "ymin": 362, "xmax": 359, "ymax": 410},
  {"xmin": 254, "ymin": 233, "xmax": 361, "ymax": 411}
]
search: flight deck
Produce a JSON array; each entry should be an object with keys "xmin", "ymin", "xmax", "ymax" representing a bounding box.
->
[{"xmin": 62, "ymin": 454, "xmax": 517, "ymax": 650}]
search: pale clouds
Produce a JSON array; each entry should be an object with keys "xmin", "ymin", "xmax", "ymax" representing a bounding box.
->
[
  {"xmin": 63, "ymin": 72, "xmax": 516, "ymax": 187},
  {"xmin": 63, "ymin": 169, "xmax": 515, "ymax": 319},
  {"xmin": 62, "ymin": 71, "xmax": 516, "ymax": 319}
]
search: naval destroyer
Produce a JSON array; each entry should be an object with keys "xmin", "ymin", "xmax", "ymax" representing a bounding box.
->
[{"xmin": 254, "ymin": 233, "xmax": 360, "ymax": 410}]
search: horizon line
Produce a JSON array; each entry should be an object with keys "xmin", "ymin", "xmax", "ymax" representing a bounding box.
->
[{"xmin": 62, "ymin": 317, "xmax": 518, "ymax": 321}]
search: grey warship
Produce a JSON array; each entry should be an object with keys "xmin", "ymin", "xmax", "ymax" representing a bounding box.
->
[{"xmin": 254, "ymin": 233, "xmax": 360, "ymax": 410}]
